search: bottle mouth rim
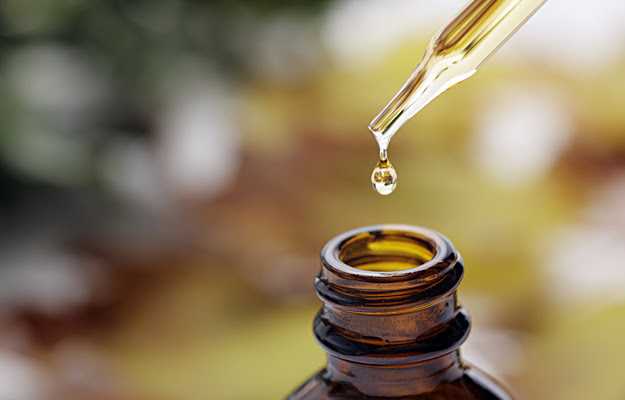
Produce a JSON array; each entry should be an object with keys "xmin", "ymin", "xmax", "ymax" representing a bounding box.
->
[{"xmin": 321, "ymin": 224, "xmax": 454, "ymax": 279}]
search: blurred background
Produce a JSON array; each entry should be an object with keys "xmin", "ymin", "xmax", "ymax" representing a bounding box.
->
[{"xmin": 1, "ymin": 0, "xmax": 625, "ymax": 399}]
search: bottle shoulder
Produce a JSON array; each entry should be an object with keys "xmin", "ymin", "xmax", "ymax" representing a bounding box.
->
[
  {"xmin": 286, "ymin": 366, "xmax": 513, "ymax": 400},
  {"xmin": 456, "ymin": 366, "xmax": 514, "ymax": 400},
  {"xmin": 286, "ymin": 370, "xmax": 326, "ymax": 400}
]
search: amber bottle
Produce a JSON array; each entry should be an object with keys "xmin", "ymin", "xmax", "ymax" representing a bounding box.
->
[{"xmin": 287, "ymin": 224, "xmax": 513, "ymax": 399}]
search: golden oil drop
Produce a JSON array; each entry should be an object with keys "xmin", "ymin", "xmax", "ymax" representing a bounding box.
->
[{"xmin": 371, "ymin": 149, "xmax": 397, "ymax": 195}]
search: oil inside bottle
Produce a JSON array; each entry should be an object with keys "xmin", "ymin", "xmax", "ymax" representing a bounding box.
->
[{"xmin": 338, "ymin": 227, "xmax": 434, "ymax": 271}]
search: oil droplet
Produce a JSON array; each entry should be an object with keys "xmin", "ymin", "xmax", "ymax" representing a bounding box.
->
[{"xmin": 371, "ymin": 158, "xmax": 397, "ymax": 195}]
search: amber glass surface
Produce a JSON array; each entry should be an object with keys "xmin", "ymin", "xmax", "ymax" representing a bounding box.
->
[{"xmin": 286, "ymin": 224, "xmax": 513, "ymax": 399}]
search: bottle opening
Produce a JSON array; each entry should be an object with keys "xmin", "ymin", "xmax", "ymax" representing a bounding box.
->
[
  {"xmin": 320, "ymin": 225, "xmax": 454, "ymax": 279},
  {"xmin": 318, "ymin": 225, "xmax": 461, "ymax": 310},
  {"xmin": 338, "ymin": 230, "xmax": 436, "ymax": 272}
]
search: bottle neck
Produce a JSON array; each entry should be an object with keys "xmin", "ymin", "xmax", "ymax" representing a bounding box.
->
[
  {"xmin": 314, "ymin": 225, "xmax": 470, "ymax": 366},
  {"xmin": 323, "ymin": 352, "xmax": 464, "ymax": 397}
]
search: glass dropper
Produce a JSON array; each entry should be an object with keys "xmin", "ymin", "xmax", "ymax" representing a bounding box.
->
[{"xmin": 370, "ymin": 0, "xmax": 548, "ymax": 195}]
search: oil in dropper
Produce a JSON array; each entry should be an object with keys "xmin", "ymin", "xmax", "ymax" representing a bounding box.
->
[{"xmin": 371, "ymin": 148, "xmax": 397, "ymax": 195}]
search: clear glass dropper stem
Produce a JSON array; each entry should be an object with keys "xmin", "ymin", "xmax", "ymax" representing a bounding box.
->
[{"xmin": 369, "ymin": 0, "xmax": 548, "ymax": 144}]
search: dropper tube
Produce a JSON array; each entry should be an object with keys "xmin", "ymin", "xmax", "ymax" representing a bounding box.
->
[{"xmin": 369, "ymin": 0, "xmax": 548, "ymax": 144}]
